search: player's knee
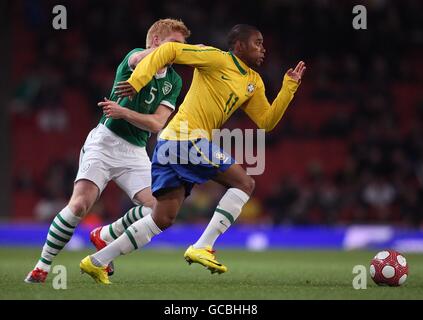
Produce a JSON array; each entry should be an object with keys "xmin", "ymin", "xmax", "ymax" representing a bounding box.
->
[
  {"xmin": 133, "ymin": 191, "xmax": 156, "ymax": 209},
  {"xmin": 152, "ymin": 213, "xmax": 176, "ymax": 230},
  {"xmin": 239, "ymin": 176, "xmax": 255, "ymax": 196},
  {"xmin": 68, "ymin": 197, "xmax": 91, "ymax": 217},
  {"xmin": 136, "ymin": 197, "xmax": 156, "ymax": 209}
]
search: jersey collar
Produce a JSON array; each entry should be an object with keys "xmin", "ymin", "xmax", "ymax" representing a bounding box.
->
[{"xmin": 228, "ymin": 51, "xmax": 248, "ymax": 75}]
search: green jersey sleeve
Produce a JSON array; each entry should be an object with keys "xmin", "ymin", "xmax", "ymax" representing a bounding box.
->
[{"xmin": 159, "ymin": 75, "xmax": 182, "ymax": 111}]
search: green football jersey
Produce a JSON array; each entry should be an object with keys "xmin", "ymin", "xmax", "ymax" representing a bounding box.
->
[{"xmin": 100, "ymin": 48, "xmax": 182, "ymax": 147}]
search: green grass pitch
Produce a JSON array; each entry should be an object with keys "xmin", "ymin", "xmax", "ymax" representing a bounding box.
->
[{"xmin": 0, "ymin": 248, "xmax": 422, "ymax": 300}]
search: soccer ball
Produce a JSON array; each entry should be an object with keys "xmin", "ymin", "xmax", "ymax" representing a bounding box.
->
[{"xmin": 369, "ymin": 250, "xmax": 408, "ymax": 286}]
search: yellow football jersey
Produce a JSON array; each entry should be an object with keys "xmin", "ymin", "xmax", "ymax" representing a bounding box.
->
[{"xmin": 127, "ymin": 43, "xmax": 300, "ymax": 140}]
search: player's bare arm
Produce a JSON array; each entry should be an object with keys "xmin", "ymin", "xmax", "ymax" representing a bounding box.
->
[
  {"xmin": 98, "ymin": 98, "xmax": 172, "ymax": 133},
  {"xmin": 123, "ymin": 104, "xmax": 172, "ymax": 133},
  {"xmin": 114, "ymin": 81, "xmax": 137, "ymax": 99}
]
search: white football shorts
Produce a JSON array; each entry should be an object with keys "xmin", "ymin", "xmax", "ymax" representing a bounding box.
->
[{"xmin": 75, "ymin": 124, "xmax": 151, "ymax": 200}]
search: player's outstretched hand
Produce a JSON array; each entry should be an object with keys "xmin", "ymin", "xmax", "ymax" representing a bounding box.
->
[
  {"xmin": 114, "ymin": 81, "xmax": 137, "ymax": 100},
  {"xmin": 98, "ymin": 97, "xmax": 127, "ymax": 119},
  {"xmin": 286, "ymin": 61, "xmax": 306, "ymax": 83}
]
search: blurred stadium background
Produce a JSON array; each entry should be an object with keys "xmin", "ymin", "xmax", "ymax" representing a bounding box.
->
[{"xmin": 1, "ymin": 0, "xmax": 423, "ymax": 255}]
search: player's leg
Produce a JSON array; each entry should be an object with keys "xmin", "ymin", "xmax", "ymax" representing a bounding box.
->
[
  {"xmin": 25, "ymin": 180, "xmax": 99, "ymax": 283},
  {"xmin": 193, "ymin": 163, "xmax": 254, "ymax": 249},
  {"xmin": 26, "ymin": 126, "xmax": 111, "ymax": 283},
  {"xmin": 90, "ymin": 152, "xmax": 155, "ymax": 258},
  {"xmin": 184, "ymin": 163, "xmax": 253, "ymax": 273},
  {"xmin": 80, "ymin": 186, "xmax": 185, "ymax": 284},
  {"xmin": 96, "ymin": 188, "xmax": 155, "ymax": 245},
  {"xmin": 89, "ymin": 187, "xmax": 155, "ymax": 276},
  {"xmin": 95, "ymin": 186, "xmax": 184, "ymax": 264}
]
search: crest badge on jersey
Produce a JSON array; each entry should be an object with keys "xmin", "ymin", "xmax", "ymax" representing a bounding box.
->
[
  {"xmin": 163, "ymin": 81, "xmax": 172, "ymax": 95},
  {"xmin": 247, "ymin": 83, "xmax": 255, "ymax": 94}
]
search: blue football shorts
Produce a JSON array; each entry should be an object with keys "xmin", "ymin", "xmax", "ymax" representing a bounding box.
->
[{"xmin": 151, "ymin": 138, "xmax": 236, "ymax": 197}]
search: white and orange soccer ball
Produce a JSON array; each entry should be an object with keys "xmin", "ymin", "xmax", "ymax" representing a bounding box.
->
[{"xmin": 370, "ymin": 250, "xmax": 408, "ymax": 286}]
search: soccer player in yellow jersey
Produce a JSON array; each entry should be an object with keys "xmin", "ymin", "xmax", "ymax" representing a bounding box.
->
[{"xmin": 80, "ymin": 24, "xmax": 305, "ymax": 284}]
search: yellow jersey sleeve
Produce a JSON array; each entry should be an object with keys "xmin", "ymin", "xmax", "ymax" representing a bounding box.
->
[
  {"xmin": 241, "ymin": 74, "xmax": 300, "ymax": 132},
  {"xmin": 127, "ymin": 42, "xmax": 225, "ymax": 92}
]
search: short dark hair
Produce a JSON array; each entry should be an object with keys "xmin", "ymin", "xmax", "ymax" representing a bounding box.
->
[{"xmin": 227, "ymin": 24, "xmax": 259, "ymax": 50}]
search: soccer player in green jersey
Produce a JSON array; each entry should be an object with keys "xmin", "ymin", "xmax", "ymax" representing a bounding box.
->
[{"xmin": 25, "ymin": 19, "xmax": 191, "ymax": 283}]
